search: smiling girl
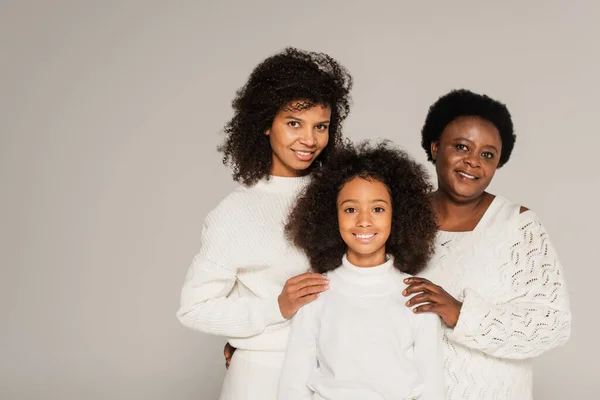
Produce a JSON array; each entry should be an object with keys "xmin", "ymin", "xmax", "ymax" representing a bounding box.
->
[
  {"xmin": 279, "ymin": 141, "xmax": 444, "ymax": 400},
  {"xmin": 177, "ymin": 47, "xmax": 352, "ymax": 400}
]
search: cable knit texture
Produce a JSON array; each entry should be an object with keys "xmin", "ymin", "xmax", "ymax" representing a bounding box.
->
[
  {"xmin": 177, "ymin": 175, "xmax": 312, "ymax": 351},
  {"xmin": 422, "ymin": 196, "xmax": 571, "ymax": 400},
  {"xmin": 279, "ymin": 255, "xmax": 445, "ymax": 400}
]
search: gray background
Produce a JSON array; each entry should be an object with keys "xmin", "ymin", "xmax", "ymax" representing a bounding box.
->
[{"xmin": 1, "ymin": 1, "xmax": 598, "ymax": 399}]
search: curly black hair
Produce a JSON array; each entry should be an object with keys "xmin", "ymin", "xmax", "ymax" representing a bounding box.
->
[
  {"xmin": 219, "ymin": 47, "xmax": 353, "ymax": 185},
  {"xmin": 421, "ymin": 89, "xmax": 516, "ymax": 168},
  {"xmin": 286, "ymin": 140, "xmax": 438, "ymax": 275}
]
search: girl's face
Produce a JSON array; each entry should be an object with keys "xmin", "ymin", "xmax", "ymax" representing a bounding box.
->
[
  {"xmin": 266, "ymin": 101, "xmax": 331, "ymax": 177},
  {"xmin": 431, "ymin": 116, "xmax": 502, "ymax": 203},
  {"xmin": 337, "ymin": 177, "xmax": 392, "ymax": 268}
]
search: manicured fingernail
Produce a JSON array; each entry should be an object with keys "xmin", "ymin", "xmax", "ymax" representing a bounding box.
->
[
  {"xmin": 404, "ymin": 278, "xmax": 409, "ymax": 283},
  {"xmin": 406, "ymin": 301, "xmax": 410, "ymax": 306},
  {"xmin": 402, "ymin": 290, "xmax": 407, "ymax": 295},
  {"xmin": 413, "ymin": 308, "xmax": 417, "ymax": 313}
]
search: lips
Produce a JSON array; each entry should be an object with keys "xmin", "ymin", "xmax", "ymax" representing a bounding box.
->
[
  {"xmin": 456, "ymin": 170, "xmax": 479, "ymax": 180},
  {"xmin": 292, "ymin": 149, "xmax": 316, "ymax": 161},
  {"xmin": 352, "ymin": 232, "xmax": 377, "ymax": 243}
]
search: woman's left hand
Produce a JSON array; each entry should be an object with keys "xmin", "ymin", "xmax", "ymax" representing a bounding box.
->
[{"xmin": 403, "ymin": 277, "xmax": 462, "ymax": 328}]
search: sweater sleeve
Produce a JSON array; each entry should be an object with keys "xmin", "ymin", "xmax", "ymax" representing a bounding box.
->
[
  {"xmin": 414, "ymin": 313, "xmax": 446, "ymax": 400},
  {"xmin": 177, "ymin": 214, "xmax": 286, "ymax": 338},
  {"xmin": 278, "ymin": 302, "xmax": 318, "ymax": 400},
  {"xmin": 446, "ymin": 213, "xmax": 571, "ymax": 359}
]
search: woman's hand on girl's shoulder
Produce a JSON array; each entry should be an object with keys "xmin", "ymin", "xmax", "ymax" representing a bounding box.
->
[
  {"xmin": 403, "ymin": 277, "xmax": 462, "ymax": 328},
  {"xmin": 278, "ymin": 272, "xmax": 329, "ymax": 319}
]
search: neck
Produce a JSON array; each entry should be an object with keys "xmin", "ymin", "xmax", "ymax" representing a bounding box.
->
[
  {"xmin": 432, "ymin": 190, "xmax": 493, "ymax": 230},
  {"xmin": 346, "ymin": 247, "xmax": 386, "ymax": 268}
]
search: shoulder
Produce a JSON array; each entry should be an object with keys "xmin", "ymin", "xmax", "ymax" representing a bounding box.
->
[
  {"xmin": 414, "ymin": 310, "xmax": 442, "ymax": 331},
  {"xmin": 488, "ymin": 195, "xmax": 541, "ymax": 228},
  {"xmin": 204, "ymin": 184, "xmax": 259, "ymax": 223}
]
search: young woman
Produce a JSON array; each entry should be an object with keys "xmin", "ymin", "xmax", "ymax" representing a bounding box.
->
[
  {"xmin": 404, "ymin": 89, "xmax": 572, "ymax": 399},
  {"xmin": 177, "ymin": 47, "xmax": 352, "ymax": 399},
  {"xmin": 280, "ymin": 141, "xmax": 444, "ymax": 400}
]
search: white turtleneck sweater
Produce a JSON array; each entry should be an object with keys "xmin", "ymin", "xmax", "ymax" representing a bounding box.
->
[
  {"xmin": 278, "ymin": 255, "xmax": 445, "ymax": 400},
  {"xmin": 177, "ymin": 175, "xmax": 312, "ymax": 352},
  {"xmin": 421, "ymin": 196, "xmax": 571, "ymax": 400}
]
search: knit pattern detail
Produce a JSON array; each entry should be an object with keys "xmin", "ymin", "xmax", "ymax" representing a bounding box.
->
[
  {"xmin": 423, "ymin": 202, "xmax": 571, "ymax": 400},
  {"xmin": 177, "ymin": 177, "xmax": 311, "ymax": 351}
]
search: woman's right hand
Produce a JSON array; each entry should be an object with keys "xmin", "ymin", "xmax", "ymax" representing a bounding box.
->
[{"xmin": 278, "ymin": 272, "xmax": 329, "ymax": 319}]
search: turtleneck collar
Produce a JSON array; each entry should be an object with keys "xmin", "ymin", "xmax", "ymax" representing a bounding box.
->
[
  {"xmin": 253, "ymin": 174, "xmax": 311, "ymax": 194},
  {"xmin": 330, "ymin": 254, "xmax": 403, "ymax": 296}
]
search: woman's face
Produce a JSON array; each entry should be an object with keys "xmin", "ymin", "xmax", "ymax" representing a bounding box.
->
[
  {"xmin": 266, "ymin": 101, "xmax": 331, "ymax": 177},
  {"xmin": 431, "ymin": 116, "xmax": 502, "ymax": 203},
  {"xmin": 337, "ymin": 177, "xmax": 392, "ymax": 268}
]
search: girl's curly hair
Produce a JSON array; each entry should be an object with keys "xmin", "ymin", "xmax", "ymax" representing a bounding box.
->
[
  {"xmin": 219, "ymin": 47, "xmax": 353, "ymax": 186},
  {"xmin": 286, "ymin": 140, "xmax": 438, "ymax": 275}
]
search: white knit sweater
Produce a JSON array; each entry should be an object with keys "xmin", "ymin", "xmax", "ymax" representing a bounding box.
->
[
  {"xmin": 177, "ymin": 175, "xmax": 312, "ymax": 352},
  {"xmin": 421, "ymin": 196, "xmax": 571, "ymax": 400},
  {"xmin": 279, "ymin": 255, "xmax": 445, "ymax": 400}
]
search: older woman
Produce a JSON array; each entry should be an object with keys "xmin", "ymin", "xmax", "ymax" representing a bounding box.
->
[{"xmin": 404, "ymin": 89, "xmax": 571, "ymax": 400}]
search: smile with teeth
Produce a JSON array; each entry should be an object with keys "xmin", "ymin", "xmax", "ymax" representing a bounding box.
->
[
  {"xmin": 457, "ymin": 171, "xmax": 478, "ymax": 180},
  {"xmin": 353, "ymin": 233, "xmax": 376, "ymax": 242},
  {"xmin": 292, "ymin": 149, "xmax": 315, "ymax": 161},
  {"xmin": 294, "ymin": 150, "xmax": 313, "ymax": 156}
]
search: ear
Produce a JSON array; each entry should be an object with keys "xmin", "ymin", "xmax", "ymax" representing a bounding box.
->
[{"xmin": 430, "ymin": 141, "xmax": 439, "ymax": 162}]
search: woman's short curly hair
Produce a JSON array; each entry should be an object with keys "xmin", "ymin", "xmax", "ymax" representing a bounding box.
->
[
  {"xmin": 219, "ymin": 47, "xmax": 353, "ymax": 185},
  {"xmin": 286, "ymin": 140, "xmax": 438, "ymax": 275},
  {"xmin": 421, "ymin": 89, "xmax": 516, "ymax": 167}
]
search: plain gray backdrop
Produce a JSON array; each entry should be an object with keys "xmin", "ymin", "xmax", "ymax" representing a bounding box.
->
[{"xmin": 1, "ymin": 1, "xmax": 598, "ymax": 399}]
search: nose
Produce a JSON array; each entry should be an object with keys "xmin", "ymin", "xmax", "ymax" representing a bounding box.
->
[
  {"xmin": 464, "ymin": 152, "xmax": 481, "ymax": 168},
  {"xmin": 356, "ymin": 212, "xmax": 373, "ymax": 228},
  {"xmin": 298, "ymin": 127, "xmax": 317, "ymax": 148}
]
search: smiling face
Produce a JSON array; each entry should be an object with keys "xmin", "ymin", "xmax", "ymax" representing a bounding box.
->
[
  {"xmin": 337, "ymin": 176, "xmax": 392, "ymax": 268},
  {"xmin": 266, "ymin": 101, "xmax": 331, "ymax": 177},
  {"xmin": 431, "ymin": 116, "xmax": 502, "ymax": 203}
]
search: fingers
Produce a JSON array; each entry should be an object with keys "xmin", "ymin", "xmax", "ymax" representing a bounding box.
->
[
  {"xmin": 413, "ymin": 303, "xmax": 438, "ymax": 313},
  {"xmin": 298, "ymin": 293, "xmax": 319, "ymax": 306},
  {"xmin": 287, "ymin": 272, "xmax": 327, "ymax": 285},
  {"xmin": 403, "ymin": 277, "xmax": 431, "ymax": 285},
  {"xmin": 405, "ymin": 292, "xmax": 439, "ymax": 307},
  {"xmin": 224, "ymin": 343, "xmax": 235, "ymax": 358},
  {"xmin": 402, "ymin": 277, "xmax": 444, "ymax": 296},
  {"xmin": 288, "ymin": 276, "xmax": 329, "ymax": 292},
  {"xmin": 403, "ymin": 282, "xmax": 436, "ymax": 296}
]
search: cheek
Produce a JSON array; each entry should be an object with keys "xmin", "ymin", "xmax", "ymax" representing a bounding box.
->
[
  {"xmin": 337, "ymin": 212, "xmax": 355, "ymax": 234},
  {"xmin": 269, "ymin": 125, "xmax": 293, "ymax": 148},
  {"xmin": 381, "ymin": 215, "xmax": 392, "ymax": 236},
  {"xmin": 317, "ymin": 133, "xmax": 329, "ymax": 150}
]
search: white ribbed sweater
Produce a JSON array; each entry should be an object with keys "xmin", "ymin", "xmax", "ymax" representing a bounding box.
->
[
  {"xmin": 177, "ymin": 176, "xmax": 311, "ymax": 351},
  {"xmin": 422, "ymin": 196, "xmax": 571, "ymax": 400}
]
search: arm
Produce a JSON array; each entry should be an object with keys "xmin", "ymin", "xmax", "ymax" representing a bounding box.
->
[
  {"xmin": 414, "ymin": 313, "xmax": 445, "ymax": 400},
  {"xmin": 278, "ymin": 303, "xmax": 318, "ymax": 400},
  {"xmin": 176, "ymin": 218, "xmax": 285, "ymax": 338},
  {"xmin": 447, "ymin": 214, "xmax": 571, "ymax": 359}
]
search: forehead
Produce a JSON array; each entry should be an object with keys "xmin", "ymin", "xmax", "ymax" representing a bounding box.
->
[
  {"xmin": 337, "ymin": 177, "xmax": 391, "ymax": 200},
  {"xmin": 441, "ymin": 116, "xmax": 501, "ymax": 146},
  {"xmin": 279, "ymin": 100, "xmax": 331, "ymax": 119}
]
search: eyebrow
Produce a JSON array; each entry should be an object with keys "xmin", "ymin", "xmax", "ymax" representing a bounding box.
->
[
  {"xmin": 284, "ymin": 116, "xmax": 330, "ymax": 124},
  {"xmin": 452, "ymin": 137, "xmax": 500, "ymax": 152},
  {"xmin": 340, "ymin": 199, "xmax": 389, "ymax": 205}
]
